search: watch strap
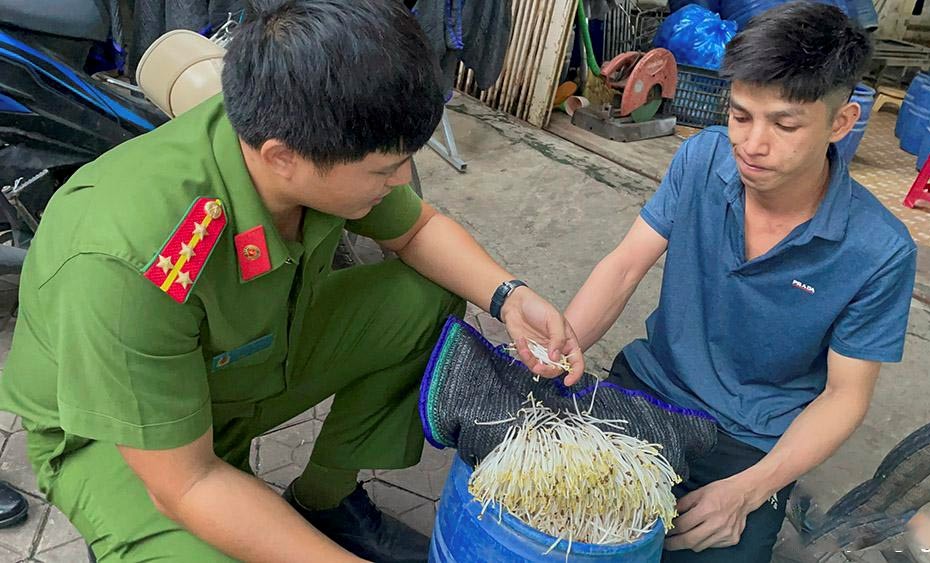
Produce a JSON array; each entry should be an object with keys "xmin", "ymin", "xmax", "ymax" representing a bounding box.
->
[{"xmin": 490, "ymin": 279, "xmax": 527, "ymax": 321}]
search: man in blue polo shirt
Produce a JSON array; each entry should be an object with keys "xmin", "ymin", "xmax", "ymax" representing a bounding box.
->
[{"xmin": 565, "ymin": 3, "xmax": 917, "ymax": 561}]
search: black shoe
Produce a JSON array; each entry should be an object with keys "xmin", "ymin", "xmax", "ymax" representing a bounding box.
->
[
  {"xmin": 283, "ymin": 481, "xmax": 429, "ymax": 563},
  {"xmin": 0, "ymin": 481, "xmax": 27, "ymax": 528}
]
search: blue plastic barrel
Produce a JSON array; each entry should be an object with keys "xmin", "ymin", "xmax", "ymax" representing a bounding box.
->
[
  {"xmin": 917, "ymin": 123, "xmax": 930, "ymax": 170},
  {"xmin": 719, "ymin": 0, "xmax": 776, "ymax": 29},
  {"xmin": 845, "ymin": 0, "xmax": 879, "ymax": 30},
  {"xmin": 834, "ymin": 83, "xmax": 875, "ymax": 164},
  {"xmin": 429, "ymin": 456, "xmax": 665, "ymax": 562},
  {"xmin": 720, "ymin": 0, "xmax": 849, "ymax": 30},
  {"xmin": 896, "ymin": 72, "xmax": 930, "ymax": 155}
]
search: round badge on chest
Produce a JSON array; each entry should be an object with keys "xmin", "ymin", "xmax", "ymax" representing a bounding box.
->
[{"xmin": 242, "ymin": 244, "xmax": 262, "ymax": 261}]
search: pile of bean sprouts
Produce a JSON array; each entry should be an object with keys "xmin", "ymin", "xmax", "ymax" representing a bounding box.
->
[{"xmin": 467, "ymin": 393, "xmax": 680, "ymax": 558}]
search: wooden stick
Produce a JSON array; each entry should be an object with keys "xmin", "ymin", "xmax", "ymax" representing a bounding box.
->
[
  {"xmin": 499, "ymin": 0, "xmax": 524, "ymax": 111},
  {"xmin": 455, "ymin": 61, "xmax": 465, "ymax": 92},
  {"xmin": 517, "ymin": 0, "xmax": 546, "ymax": 118},
  {"xmin": 502, "ymin": 0, "xmax": 537, "ymax": 114},
  {"xmin": 528, "ymin": 0, "xmax": 578, "ymax": 127},
  {"xmin": 488, "ymin": 0, "xmax": 522, "ymax": 110},
  {"xmin": 465, "ymin": 68, "xmax": 475, "ymax": 97},
  {"xmin": 552, "ymin": 0, "xmax": 580, "ymax": 125},
  {"xmin": 521, "ymin": 0, "xmax": 555, "ymax": 120},
  {"xmin": 523, "ymin": 0, "xmax": 549, "ymax": 114},
  {"xmin": 496, "ymin": 0, "xmax": 524, "ymax": 113},
  {"xmin": 488, "ymin": 2, "xmax": 520, "ymax": 109}
]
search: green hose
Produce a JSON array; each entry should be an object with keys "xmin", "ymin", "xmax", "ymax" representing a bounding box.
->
[{"xmin": 577, "ymin": 0, "xmax": 600, "ymax": 75}]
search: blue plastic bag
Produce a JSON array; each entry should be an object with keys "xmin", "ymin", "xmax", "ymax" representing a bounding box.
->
[
  {"xmin": 668, "ymin": 0, "xmax": 723, "ymax": 15},
  {"xmin": 654, "ymin": 5, "xmax": 738, "ymax": 70}
]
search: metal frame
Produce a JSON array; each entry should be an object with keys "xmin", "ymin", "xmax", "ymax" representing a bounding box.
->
[
  {"xmin": 427, "ymin": 108, "xmax": 467, "ymax": 173},
  {"xmin": 603, "ymin": 0, "xmax": 668, "ymax": 61}
]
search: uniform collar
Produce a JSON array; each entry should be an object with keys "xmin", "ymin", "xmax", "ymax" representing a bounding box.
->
[
  {"xmin": 715, "ymin": 143, "xmax": 850, "ymax": 243},
  {"xmin": 209, "ymin": 97, "xmax": 296, "ymax": 280}
]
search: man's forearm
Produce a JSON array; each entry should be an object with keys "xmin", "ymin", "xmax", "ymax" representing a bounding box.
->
[
  {"xmin": 564, "ymin": 253, "xmax": 641, "ymax": 351},
  {"xmin": 395, "ymin": 209, "xmax": 587, "ymax": 379},
  {"xmin": 167, "ymin": 461, "xmax": 358, "ymax": 563},
  {"xmin": 730, "ymin": 386, "xmax": 871, "ymax": 506},
  {"xmin": 564, "ymin": 216, "xmax": 667, "ymax": 351},
  {"xmin": 396, "ymin": 213, "xmax": 513, "ymax": 311}
]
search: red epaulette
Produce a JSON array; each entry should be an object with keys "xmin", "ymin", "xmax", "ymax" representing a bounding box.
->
[{"xmin": 142, "ymin": 197, "xmax": 227, "ymax": 303}]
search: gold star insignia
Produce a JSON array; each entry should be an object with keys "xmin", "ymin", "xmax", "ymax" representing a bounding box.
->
[
  {"xmin": 179, "ymin": 242, "xmax": 195, "ymax": 260},
  {"xmin": 175, "ymin": 270, "xmax": 192, "ymax": 289},
  {"xmin": 156, "ymin": 255, "xmax": 174, "ymax": 275},
  {"xmin": 193, "ymin": 222, "xmax": 208, "ymax": 239}
]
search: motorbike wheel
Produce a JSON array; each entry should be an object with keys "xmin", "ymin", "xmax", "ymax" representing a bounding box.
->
[{"xmin": 332, "ymin": 158, "xmax": 423, "ymax": 269}]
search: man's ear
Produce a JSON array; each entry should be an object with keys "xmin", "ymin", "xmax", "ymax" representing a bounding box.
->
[
  {"xmin": 829, "ymin": 101, "xmax": 861, "ymax": 144},
  {"xmin": 258, "ymin": 140, "xmax": 298, "ymax": 181}
]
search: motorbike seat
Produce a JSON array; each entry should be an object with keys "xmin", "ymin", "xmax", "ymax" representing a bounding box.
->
[{"xmin": 0, "ymin": 0, "xmax": 109, "ymax": 42}]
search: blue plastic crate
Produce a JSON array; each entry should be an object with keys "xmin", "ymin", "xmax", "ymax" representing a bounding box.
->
[{"xmin": 670, "ymin": 64, "xmax": 731, "ymax": 128}]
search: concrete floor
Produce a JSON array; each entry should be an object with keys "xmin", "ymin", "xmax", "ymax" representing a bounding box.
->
[{"xmin": 0, "ymin": 96, "xmax": 927, "ymax": 561}]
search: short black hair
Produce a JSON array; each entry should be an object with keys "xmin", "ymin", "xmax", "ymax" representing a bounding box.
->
[
  {"xmin": 721, "ymin": 1, "xmax": 873, "ymax": 104},
  {"xmin": 222, "ymin": 0, "xmax": 443, "ymax": 168}
]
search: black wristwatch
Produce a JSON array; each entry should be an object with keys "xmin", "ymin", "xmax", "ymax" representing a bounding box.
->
[{"xmin": 490, "ymin": 280, "xmax": 527, "ymax": 321}]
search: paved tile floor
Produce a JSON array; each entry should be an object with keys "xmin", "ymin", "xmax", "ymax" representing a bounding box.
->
[{"xmin": 849, "ymin": 109, "xmax": 930, "ymax": 247}]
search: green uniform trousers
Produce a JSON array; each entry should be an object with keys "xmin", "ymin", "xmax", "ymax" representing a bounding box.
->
[{"xmin": 34, "ymin": 259, "xmax": 465, "ymax": 561}]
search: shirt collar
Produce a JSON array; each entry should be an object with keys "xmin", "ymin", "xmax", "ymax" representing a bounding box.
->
[
  {"xmin": 210, "ymin": 106, "xmax": 294, "ymax": 281},
  {"xmin": 808, "ymin": 144, "xmax": 852, "ymax": 243},
  {"xmin": 715, "ymin": 142, "xmax": 851, "ymax": 242},
  {"xmin": 209, "ymin": 98, "xmax": 345, "ymax": 280},
  {"xmin": 716, "ymin": 153, "xmax": 741, "ymax": 205}
]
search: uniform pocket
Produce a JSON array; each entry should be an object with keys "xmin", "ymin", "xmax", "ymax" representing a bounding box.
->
[
  {"xmin": 210, "ymin": 334, "xmax": 275, "ymax": 372},
  {"xmin": 207, "ymin": 334, "xmax": 285, "ymax": 405}
]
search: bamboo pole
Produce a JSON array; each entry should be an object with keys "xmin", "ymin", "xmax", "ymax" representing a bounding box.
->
[
  {"xmin": 527, "ymin": 0, "xmax": 578, "ymax": 127},
  {"xmin": 520, "ymin": 0, "xmax": 555, "ymax": 120},
  {"xmin": 500, "ymin": 0, "xmax": 535, "ymax": 114}
]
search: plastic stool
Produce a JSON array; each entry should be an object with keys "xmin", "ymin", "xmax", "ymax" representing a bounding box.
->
[
  {"xmin": 874, "ymin": 85, "xmax": 905, "ymax": 114},
  {"xmin": 904, "ymin": 153, "xmax": 930, "ymax": 207}
]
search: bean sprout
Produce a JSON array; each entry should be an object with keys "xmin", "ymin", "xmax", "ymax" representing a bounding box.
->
[
  {"xmin": 503, "ymin": 338, "xmax": 573, "ymax": 376},
  {"xmin": 468, "ymin": 392, "xmax": 680, "ymax": 560}
]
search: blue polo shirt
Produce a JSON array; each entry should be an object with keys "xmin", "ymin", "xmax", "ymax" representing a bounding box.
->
[{"xmin": 623, "ymin": 126, "xmax": 917, "ymax": 453}]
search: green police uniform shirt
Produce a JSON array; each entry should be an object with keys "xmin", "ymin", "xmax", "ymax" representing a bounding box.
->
[{"xmin": 0, "ymin": 95, "xmax": 423, "ymax": 489}]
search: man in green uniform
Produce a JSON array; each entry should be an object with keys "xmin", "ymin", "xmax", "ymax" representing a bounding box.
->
[{"xmin": 0, "ymin": 1, "xmax": 585, "ymax": 561}]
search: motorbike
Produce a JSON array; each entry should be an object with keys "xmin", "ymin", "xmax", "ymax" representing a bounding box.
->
[{"xmin": 0, "ymin": 0, "xmax": 168, "ymax": 270}]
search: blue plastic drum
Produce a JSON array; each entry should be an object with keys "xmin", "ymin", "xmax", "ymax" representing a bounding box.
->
[
  {"xmin": 429, "ymin": 456, "xmax": 666, "ymax": 562},
  {"xmin": 720, "ymin": 0, "xmax": 849, "ymax": 29},
  {"xmin": 896, "ymin": 72, "xmax": 930, "ymax": 155}
]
